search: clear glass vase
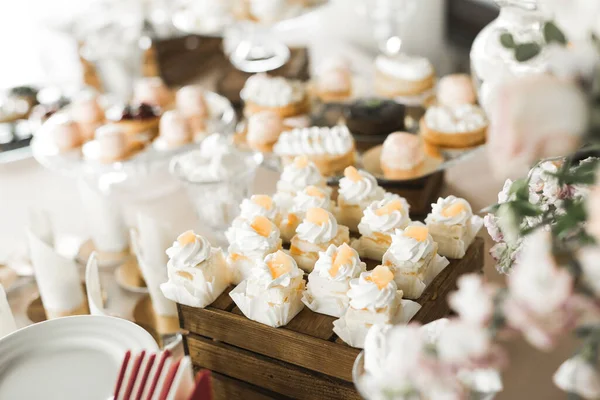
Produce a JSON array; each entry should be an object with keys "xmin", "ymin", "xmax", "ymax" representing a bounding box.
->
[{"xmin": 470, "ymin": 0, "xmax": 550, "ymax": 111}]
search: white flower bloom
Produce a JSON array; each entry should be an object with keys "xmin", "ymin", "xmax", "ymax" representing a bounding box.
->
[
  {"xmin": 437, "ymin": 321, "xmax": 491, "ymax": 365},
  {"xmin": 578, "ymin": 246, "xmax": 600, "ymax": 296},
  {"xmin": 448, "ymin": 274, "xmax": 494, "ymax": 326},
  {"xmin": 553, "ymin": 356, "xmax": 600, "ymax": 399},
  {"xmin": 497, "ymin": 179, "xmax": 513, "ymax": 204}
]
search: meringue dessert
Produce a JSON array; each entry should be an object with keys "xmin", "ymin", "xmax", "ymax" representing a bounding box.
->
[
  {"xmin": 160, "ymin": 230, "xmax": 229, "ymax": 308},
  {"xmin": 241, "ymin": 74, "xmax": 309, "ymax": 118},
  {"xmin": 314, "ymin": 56, "xmax": 353, "ymax": 103},
  {"xmin": 382, "ymin": 223, "xmax": 449, "ymax": 299},
  {"xmin": 420, "ymin": 104, "xmax": 488, "ymax": 148},
  {"xmin": 229, "ymin": 250, "xmax": 305, "ymax": 328},
  {"xmin": 425, "ymin": 196, "xmax": 483, "ymax": 259},
  {"xmin": 226, "ymin": 215, "xmax": 282, "ymax": 285},
  {"xmin": 45, "ymin": 114, "xmax": 83, "ymax": 152},
  {"xmin": 231, "ymin": 194, "xmax": 283, "ymax": 228},
  {"xmin": 273, "ymin": 155, "xmax": 329, "ymax": 211},
  {"xmin": 380, "ymin": 132, "xmax": 425, "ymax": 179},
  {"xmin": 302, "ymin": 243, "xmax": 366, "ymax": 317},
  {"xmin": 246, "ymin": 110, "xmax": 285, "ymax": 152},
  {"xmin": 273, "ymin": 125, "xmax": 356, "ymax": 176},
  {"xmin": 279, "ymin": 185, "xmax": 333, "ymax": 243},
  {"xmin": 175, "ymin": 85, "xmax": 209, "ymax": 138},
  {"xmin": 437, "ymin": 73, "xmax": 477, "ymax": 107},
  {"xmin": 374, "ymin": 54, "xmax": 435, "ymax": 98},
  {"xmin": 133, "ymin": 77, "xmax": 174, "ymax": 110},
  {"xmin": 70, "ymin": 91, "xmax": 105, "ymax": 141},
  {"xmin": 352, "ymin": 193, "xmax": 411, "ymax": 261},
  {"xmin": 155, "ymin": 109, "xmax": 194, "ymax": 149},
  {"xmin": 333, "ymin": 265, "xmax": 419, "ymax": 348},
  {"xmin": 290, "ymin": 207, "xmax": 350, "ymax": 272},
  {"xmin": 336, "ymin": 166, "xmax": 386, "ymax": 232}
]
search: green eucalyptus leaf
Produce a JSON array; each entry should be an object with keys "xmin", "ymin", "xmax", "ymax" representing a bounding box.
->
[
  {"xmin": 515, "ymin": 42, "xmax": 542, "ymax": 62},
  {"xmin": 500, "ymin": 33, "xmax": 516, "ymax": 49},
  {"xmin": 544, "ymin": 21, "xmax": 567, "ymax": 45}
]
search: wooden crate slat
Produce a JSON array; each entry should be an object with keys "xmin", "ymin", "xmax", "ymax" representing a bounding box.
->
[
  {"xmin": 187, "ymin": 334, "xmax": 361, "ymax": 400},
  {"xmin": 180, "ymin": 306, "xmax": 359, "ymax": 382},
  {"xmin": 209, "ymin": 371, "xmax": 291, "ymax": 400},
  {"xmin": 280, "ymin": 307, "xmax": 336, "ymax": 341}
]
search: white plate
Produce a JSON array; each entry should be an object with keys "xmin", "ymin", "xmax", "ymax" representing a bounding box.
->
[{"xmin": 0, "ymin": 315, "xmax": 158, "ymax": 400}]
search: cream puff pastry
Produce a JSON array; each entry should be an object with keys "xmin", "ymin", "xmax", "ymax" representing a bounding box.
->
[
  {"xmin": 226, "ymin": 215, "xmax": 282, "ymax": 284},
  {"xmin": 155, "ymin": 110, "xmax": 194, "ymax": 149},
  {"xmin": 380, "ymin": 132, "xmax": 425, "ymax": 179},
  {"xmin": 420, "ymin": 104, "xmax": 488, "ymax": 148},
  {"xmin": 290, "ymin": 207, "xmax": 350, "ymax": 272},
  {"xmin": 437, "ymin": 74, "xmax": 477, "ymax": 107},
  {"xmin": 273, "ymin": 155, "xmax": 330, "ymax": 211},
  {"xmin": 336, "ymin": 166, "xmax": 386, "ymax": 232},
  {"xmin": 352, "ymin": 193, "xmax": 411, "ymax": 261},
  {"xmin": 302, "ymin": 243, "xmax": 366, "ymax": 317},
  {"xmin": 133, "ymin": 77, "xmax": 174, "ymax": 110},
  {"xmin": 70, "ymin": 91, "xmax": 105, "ymax": 142},
  {"xmin": 279, "ymin": 185, "xmax": 333, "ymax": 243},
  {"xmin": 246, "ymin": 110, "xmax": 285, "ymax": 152},
  {"xmin": 241, "ymin": 74, "xmax": 309, "ymax": 118},
  {"xmin": 374, "ymin": 54, "xmax": 435, "ymax": 98},
  {"xmin": 176, "ymin": 85, "xmax": 209, "ymax": 138},
  {"xmin": 46, "ymin": 115, "xmax": 83, "ymax": 152},
  {"xmin": 230, "ymin": 250, "xmax": 305, "ymax": 327},
  {"xmin": 314, "ymin": 56, "xmax": 353, "ymax": 103},
  {"xmin": 425, "ymin": 196, "xmax": 483, "ymax": 259},
  {"xmin": 160, "ymin": 230, "xmax": 229, "ymax": 308}
]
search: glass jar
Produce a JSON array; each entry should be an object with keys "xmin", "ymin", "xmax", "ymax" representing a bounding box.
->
[{"xmin": 470, "ymin": 0, "xmax": 550, "ymax": 111}]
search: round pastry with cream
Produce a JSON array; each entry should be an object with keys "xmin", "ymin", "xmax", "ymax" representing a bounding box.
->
[
  {"xmin": 336, "ymin": 166, "xmax": 386, "ymax": 232},
  {"xmin": 374, "ymin": 54, "xmax": 435, "ymax": 98},
  {"xmin": 273, "ymin": 155, "xmax": 330, "ymax": 211},
  {"xmin": 160, "ymin": 230, "xmax": 230, "ymax": 308},
  {"xmin": 46, "ymin": 114, "xmax": 83, "ymax": 152},
  {"xmin": 133, "ymin": 77, "xmax": 174, "ymax": 110},
  {"xmin": 380, "ymin": 132, "xmax": 425, "ymax": 179},
  {"xmin": 314, "ymin": 56, "xmax": 353, "ymax": 103},
  {"xmin": 352, "ymin": 193, "xmax": 411, "ymax": 261},
  {"xmin": 420, "ymin": 104, "xmax": 488, "ymax": 148},
  {"xmin": 241, "ymin": 74, "xmax": 309, "ymax": 118},
  {"xmin": 273, "ymin": 125, "xmax": 356, "ymax": 176},
  {"xmin": 302, "ymin": 243, "xmax": 367, "ymax": 317},
  {"xmin": 437, "ymin": 73, "xmax": 477, "ymax": 107},
  {"xmin": 229, "ymin": 250, "xmax": 306, "ymax": 328},
  {"xmin": 175, "ymin": 85, "xmax": 208, "ymax": 138},
  {"xmin": 279, "ymin": 185, "xmax": 333, "ymax": 242},
  {"xmin": 246, "ymin": 110, "xmax": 285, "ymax": 152},
  {"xmin": 155, "ymin": 110, "xmax": 194, "ymax": 149},
  {"xmin": 290, "ymin": 207, "xmax": 350, "ymax": 272},
  {"xmin": 70, "ymin": 91, "xmax": 105, "ymax": 142}
]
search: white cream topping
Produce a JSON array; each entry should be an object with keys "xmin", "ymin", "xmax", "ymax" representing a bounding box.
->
[
  {"xmin": 290, "ymin": 187, "xmax": 331, "ymax": 214},
  {"xmin": 314, "ymin": 244, "xmax": 366, "ymax": 282},
  {"xmin": 347, "ymin": 271, "xmax": 398, "ymax": 312},
  {"xmin": 166, "ymin": 233, "xmax": 212, "ymax": 269},
  {"xmin": 424, "ymin": 104, "xmax": 488, "ymax": 134},
  {"xmin": 357, "ymin": 194, "xmax": 411, "ymax": 236},
  {"xmin": 249, "ymin": 252, "xmax": 303, "ymax": 289},
  {"xmin": 375, "ymin": 54, "xmax": 433, "ymax": 81},
  {"xmin": 241, "ymin": 74, "xmax": 305, "ymax": 107},
  {"xmin": 273, "ymin": 125, "xmax": 354, "ymax": 156},
  {"xmin": 296, "ymin": 209, "xmax": 338, "ymax": 244},
  {"xmin": 239, "ymin": 196, "xmax": 280, "ymax": 222},
  {"xmin": 338, "ymin": 169, "xmax": 385, "ymax": 206},
  {"xmin": 384, "ymin": 226, "xmax": 435, "ymax": 272},
  {"xmin": 425, "ymin": 195, "xmax": 473, "ymax": 226},
  {"xmin": 248, "ymin": 0, "xmax": 289, "ymax": 22},
  {"xmin": 226, "ymin": 218, "xmax": 280, "ymax": 257},
  {"xmin": 276, "ymin": 159, "xmax": 326, "ymax": 194}
]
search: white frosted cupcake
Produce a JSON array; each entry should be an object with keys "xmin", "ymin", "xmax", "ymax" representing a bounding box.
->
[
  {"xmin": 336, "ymin": 166, "xmax": 386, "ymax": 232},
  {"xmin": 160, "ymin": 230, "xmax": 230, "ymax": 308},
  {"xmin": 352, "ymin": 193, "xmax": 411, "ymax": 261},
  {"xmin": 273, "ymin": 155, "xmax": 329, "ymax": 211},
  {"xmin": 230, "ymin": 250, "xmax": 305, "ymax": 327},
  {"xmin": 279, "ymin": 185, "xmax": 333, "ymax": 243},
  {"xmin": 374, "ymin": 54, "xmax": 435, "ymax": 98},
  {"xmin": 425, "ymin": 196, "xmax": 483, "ymax": 259},
  {"xmin": 226, "ymin": 215, "xmax": 282, "ymax": 284},
  {"xmin": 333, "ymin": 265, "xmax": 419, "ymax": 348},
  {"xmin": 290, "ymin": 207, "xmax": 350, "ymax": 272},
  {"xmin": 302, "ymin": 243, "xmax": 366, "ymax": 317},
  {"xmin": 420, "ymin": 104, "xmax": 488, "ymax": 148},
  {"xmin": 241, "ymin": 74, "xmax": 308, "ymax": 118}
]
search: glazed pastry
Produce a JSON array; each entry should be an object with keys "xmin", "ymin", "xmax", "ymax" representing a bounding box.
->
[
  {"xmin": 425, "ymin": 196, "xmax": 483, "ymax": 259},
  {"xmin": 160, "ymin": 230, "xmax": 229, "ymax": 308},
  {"xmin": 155, "ymin": 110, "xmax": 193, "ymax": 149},
  {"xmin": 382, "ymin": 223, "xmax": 449, "ymax": 299},
  {"xmin": 176, "ymin": 85, "xmax": 209, "ymax": 138},
  {"xmin": 226, "ymin": 215, "xmax": 282, "ymax": 284},
  {"xmin": 46, "ymin": 115, "xmax": 83, "ymax": 152},
  {"xmin": 302, "ymin": 243, "xmax": 366, "ymax": 317},
  {"xmin": 69, "ymin": 91, "xmax": 105, "ymax": 142},
  {"xmin": 230, "ymin": 194, "xmax": 283, "ymax": 228},
  {"xmin": 133, "ymin": 77, "xmax": 174, "ymax": 110},
  {"xmin": 333, "ymin": 265, "xmax": 419, "ymax": 348},
  {"xmin": 336, "ymin": 166, "xmax": 386, "ymax": 232},
  {"xmin": 352, "ymin": 193, "xmax": 411, "ymax": 261},
  {"xmin": 315, "ymin": 56, "xmax": 353, "ymax": 103},
  {"xmin": 279, "ymin": 185, "xmax": 333, "ymax": 242},
  {"xmin": 420, "ymin": 104, "xmax": 487, "ymax": 148},
  {"xmin": 289, "ymin": 207, "xmax": 350, "ymax": 272},
  {"xmin": 437, "ymin": 74, "xmax": 477, "ymax": 107},
  {"xmin": 106, "ymin": 103, "xmax": 161, "ymax": 138},
  {"xmin": 273, "ymin": 155, "xmax": 329, "ymax": 211},
  {"xmin": 229, "ymin": 250, "xmax": 305, "ymax": 327},
  {"xmin": 374, "ymin": 54, "xmax": 435, "ymax": 98},
  {"xmin": 246, "ymin": 110, "xmax": 285, "ymax": 152},
  {"xmin": 380, "ymin": 132, "xmax": 425, "ymax": 179},
  {"xmin": 273, "ymin": 125, "xmax": 356, "ymax": 177},
  {"xmin": 241, "ymin": 74, "xmax": 309, "ymax": 118},
  {"xmin": 344, "ymin": 98, "xmax": 405, "ymax": 138}
]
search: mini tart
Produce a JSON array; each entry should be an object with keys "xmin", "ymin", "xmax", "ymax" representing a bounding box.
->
[
  {"xmin": 244, "ymin": 96, "xmax": 311, "ymax": 119},
  {"xmin": 420, "ymin": 104, "xmax": 488, "ymax": 148},
  {"xmin": 374, "ymin": 55, "xmax": 435, "ymax": 97},
  {"xmin": 380, "ymin": 132, "xmax": 425, "ymax": 180},
  {"xmin": 241, "ymin": 74, "xmax": 309, "ymax": 119}
]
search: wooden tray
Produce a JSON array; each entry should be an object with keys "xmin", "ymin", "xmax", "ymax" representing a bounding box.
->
[{"xmin": 178, "ymin": 237, "xmax": 484, "ymax": 400}]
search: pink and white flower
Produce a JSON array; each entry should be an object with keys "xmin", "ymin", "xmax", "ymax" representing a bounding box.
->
[
  {"xmin": 553, "ymin": 355, "xmax": 600, "ymax": 399},
  {"xmin": 448, "ymin": 274, "xmax": 495, "ymax": 326}
]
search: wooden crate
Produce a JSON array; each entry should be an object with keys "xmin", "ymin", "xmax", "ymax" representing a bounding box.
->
[{"xmin": 178, "ymin": 237, "xmax": 484, "ymax": 399}]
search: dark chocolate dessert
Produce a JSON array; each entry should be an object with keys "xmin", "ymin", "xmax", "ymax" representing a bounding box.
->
[{"xmin": 344, "ymin": 98, "xmax": 405, "ymax": 137}]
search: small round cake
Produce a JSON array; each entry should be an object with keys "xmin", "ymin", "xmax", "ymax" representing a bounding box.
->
[
  {"xmin": 247, "ymin": 110, "xmax": 285, "ymax": 152},
  {"xmin": 95, "ymin": 124, "xmax": 131, "ymax": 162},
  {"xmin": 315, "ymin": 56, "xmax": 353, "ymax": 103},
  {"xmin": 70, "ymin": 91, "xmax": 105, "ymax": 141},
  {"xmin": 437, "ymin": 74, "xmax": 477, "ymax": 107},
  {"xmin": 380, "ymin": 132, "xmax": 425, "ymax": 179},
  {"xmin": 420, "ymin": 104, "xmax": 488, "ymax": 148},
  {"xmin": 176, "ymin": 85, "xmax": 208, "ymax": 118},
  {"xmin": 345, "ymin": 98, "xmax": 405, "ymax": 151},
  {"xmin": 47, "ymin": 115, "xmax": 83, "ymax": 152},
  {"xmin": 157, "ymin": 110, "xmax": 193, "ymax": 148},
  {"xmin": 374, "ymin": 54, "xmax": 435, "ymax": 98},
  {"xmin": 133, "ymin": 77, "xmax": 174, "ymax": 110}
]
